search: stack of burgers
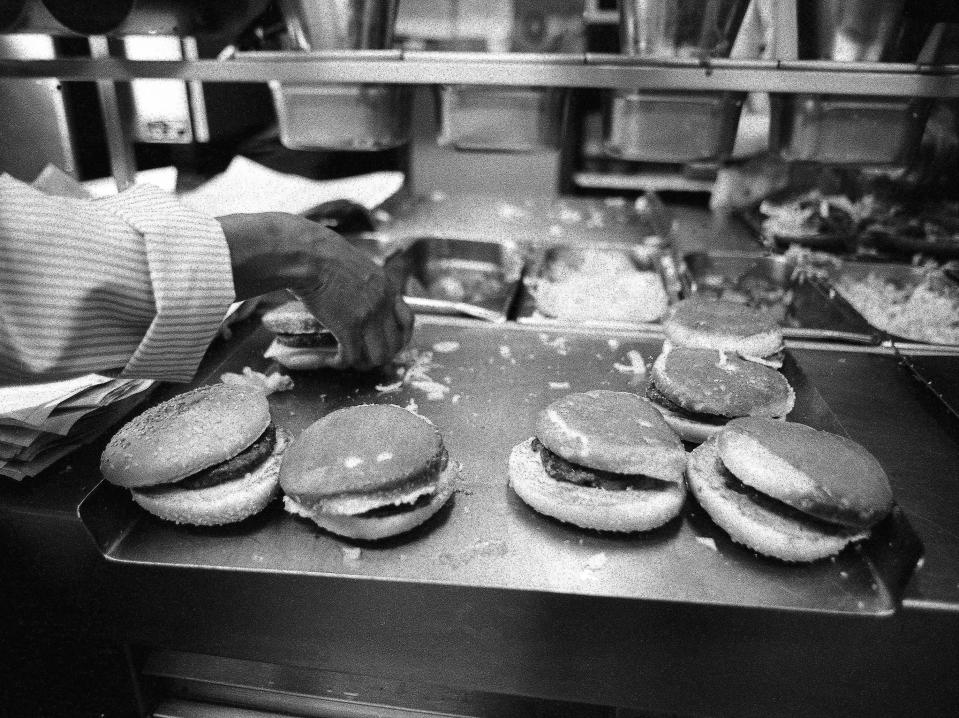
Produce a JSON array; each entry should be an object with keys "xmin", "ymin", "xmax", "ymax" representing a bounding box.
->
[{"xmin": 645, "ymin": 298, "xmax": 795, "ymax": 444}]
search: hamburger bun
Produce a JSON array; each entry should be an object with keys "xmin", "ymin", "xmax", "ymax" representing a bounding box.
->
[
  {"xmin": 664, "ymin": 298, "xmax": 783, "ymax": 359},
  {"xmin": 646, "ymin": 347, "xmax": 795, "ymax": 444},
  {"xmin": 262, "ymin": 299, "xmax": 339, "ymax": 369},
  {"xmin": 717, "ymin": 418, "xmax": 893, "ymax": 530},
  {"xmin": 100, "ymin": 384, "xmax": 287, "ymax": 525},
  {"xmin": 686, "ymin": 419, "xmax": 893, "ymax": 562},
  {"xmin": 509, "ymin": 391, "xmax": 687, "ymax": 533},
  {"xmin": 508, "ymin": 438, "xmax": 686, "ymax": 532},
  {"xmin": 279, "ymin": 404, "xmax": 455, "ymax": 540},
  {"xmin": 535, "ymin": 390, "xmax": 686, "ymax": 483}
]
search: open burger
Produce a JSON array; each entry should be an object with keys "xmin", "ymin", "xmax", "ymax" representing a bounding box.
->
[
  {"xmin": 663, "ymin": 298, "xmax": 784, "ymax": 366},
  {"xmin": 686, "ymin": 417, "xmax": 894, "ymax": 562},
  {"xmin": 508, "ymin": 390, "xmax": 687, "ymax": 532},
  {"xmin": 279, "ymin": 404, "xmax": 455, "ymax": 540},
  {"xmin": 100, "ymin": 384, "xmax": 288, "ymax": 525},
  {"xmin": 645, "ymin": 346, "xmax": 795, "ymax": 444},
  {"xmin": 262, "ymin": 298, "xmax": 340, "ymax": 370}
]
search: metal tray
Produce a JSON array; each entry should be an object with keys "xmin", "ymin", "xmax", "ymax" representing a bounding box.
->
[
  {"xmin": 826, "ymin": 261, "xmax": 959, "ymax": 348},
  {"xmin": 515, "ymin": 242, "xmax": 681, "ymax": 330},
  {"xmin": 682, "ymin": 251, "xmax": 877, "ymax": 343},
  {"xmin": 79, "ymin": 319, "xmax": 921, "ymax": 616},
  {"xmin": 383, "ymin": 237, "xmax": 525, "ymax": 323}
]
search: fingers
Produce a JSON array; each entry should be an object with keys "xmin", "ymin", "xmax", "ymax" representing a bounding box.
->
[{"xmin": 395, "ymin": 295, "xmax": 415, "ymax": 349}]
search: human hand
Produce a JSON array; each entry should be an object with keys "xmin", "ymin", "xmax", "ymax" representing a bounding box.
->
[{"xmin": 218, "ymin": 212, "xmax": 413, "ymax": 370}]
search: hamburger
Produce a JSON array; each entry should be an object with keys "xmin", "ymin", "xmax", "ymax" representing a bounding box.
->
[
  {"xmin": 262, "ymin": 298, "xmax": 340, "ymax": 370},
  {"xmin": 279, "ymin": 404, "xmax": 455, "ymax": 540},
  {"xmin": 686, "ymin": 417, "xmax": 894, "ymax": 562},
  {"xmin": 663, "ymin": 298, "xmax": 784, "ymax": 366},
  {"xmin": 508, "ymin": 390, "xmax": 687, "ymax": 532},
  {"xmin": 645, "ymin": 346, "xmax": 795, "ymax": 444},
  {"xmin": 100, "ymin": 384, "xmax": 288, "ymax": 525}
]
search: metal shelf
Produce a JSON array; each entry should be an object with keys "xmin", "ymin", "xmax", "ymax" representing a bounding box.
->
[{"xmin": 2, "ymin": 51, "xmax": 959, "ymax": 96}]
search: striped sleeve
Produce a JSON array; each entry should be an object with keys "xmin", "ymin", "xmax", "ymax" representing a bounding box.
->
[{"xmin": 0, "ymin": 174, "xmax": 235, "ymax": 384}]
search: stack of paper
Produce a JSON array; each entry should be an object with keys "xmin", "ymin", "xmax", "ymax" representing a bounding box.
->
[{"xmin": 0, "ymin": 375, "xmax": 155, "ymax": 481}]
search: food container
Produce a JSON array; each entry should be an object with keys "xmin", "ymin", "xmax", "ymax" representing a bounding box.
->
[
  {"xmin": 272, "ymin": 0, "xmax": 412, "ymax": 150},
  {"xmin": 516, "ymin": 241, "xmax": 677, "ymax": 328},
  {"xmin": 681, "ymin": 251, "xmax": 876, "ymax": 342},
  {"xmin": 438, "ymin": 85, "xmax": 564, "ymax": 153},
  {"xmin": 383, "ymin": 237, "xmax": 525, "ymax": 323},
  {"xmin": 769, "ymin": 0, "xmax": 932, "ymax": 165},
  {"xmin": 769, "ymin": 94, "xmax": 931, "ymax": 165},
  {"xmin": 603, "ymin": 90, "xmax": 744, "ymax": 162},
  {"xmin": 270, "ymin": 82, "xmax": 412, "ymax": 151},
  {"xmin": 826, "ymin": 261, "xmax": 959, "ymax": 347},
  {"xmin": 602, "ymin": 0, "xmax": 751, "ymax": 163}
]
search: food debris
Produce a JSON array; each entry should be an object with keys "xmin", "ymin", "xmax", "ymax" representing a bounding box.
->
[
  {"xmin": 585, "ymin": 552, "xmax": 608, "ymax": 571},
  {"xmin": 410, "ymin": 378, "xmax": 450, "ymax": 401},
  {"xmin": 499, "ymin": 345, "xmax": 512, "ymax": 360},
  {"xmin": 497, "ymin": 202, "xmax": 529, "ymax": 220},
  {"xmin": 694, "ymin": 536, "xmax": 718, "ymax": 552},
  {"xmin": 374, "ymin": 380, "xmax": 403, "ymax": 394},
  {"xmin": 613, "ymin": 350, "xmax": 647, "ymax": 377},
  {"xmin": 432, "ymin": 341, "xmax": 461, "ymax": 353},
  {"xmin": 341, "ymin": 546, "xmax": 362, "ymax": 562},
  {"xmin": 382, "ymin": 349, "xmax": 452, "ymax": 401},
  {"xmin": 451, "ymin": 394, "xmax": 461, "ymax": 404},
  {"xmin": 539, "ymin": 333, "xmax": 569, "ymax": 356},
  {"xmin": 549, "ymin": 381, "xmax": 571, "ymax": 390},
  {"xmin": 220, "ymin": 367, "xmax": 294, "ymax": 395}
]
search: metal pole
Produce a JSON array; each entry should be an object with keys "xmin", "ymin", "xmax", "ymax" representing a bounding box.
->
[{"xmin": 89, "ymin": 36, "xmax": 136, "ymax": 192}]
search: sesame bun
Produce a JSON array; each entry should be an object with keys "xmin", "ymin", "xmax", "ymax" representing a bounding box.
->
[
  {"xmin": 664, "ymin": 299, "xmax": 783, "ymax": 358},
  {"xmin": 687, "ymin": 436, "xmax": 868, "ymax": 562},
  {"xmin": 100, "ymin": 384, "xmax": 271, "ymax": 488},
  {"xmin": 508, "ymin": 438, "xmax": 686, "ymax": 532},
  {"xmin": 717, "ymin": 418, "xmax": 893, "ymax": 530},
  {"xmin": 131, "ymin": 429, "xmax": 288, "ymax": 526},
  {"xmin": 535, "ymin": 390, "xmax": 686, "ymax": 484},
  {"xmin": 279, "ymin": 404, "xmax": 453, "ymax": 539}
]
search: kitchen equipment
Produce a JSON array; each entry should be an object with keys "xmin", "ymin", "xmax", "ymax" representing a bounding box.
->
[
  {"xmin": 603, "ymin": 0, "xmax": 751, "ymax": 163},
  {"xmin": 272, "ymin": 0, "xmax": 411, "ymax": 150}
]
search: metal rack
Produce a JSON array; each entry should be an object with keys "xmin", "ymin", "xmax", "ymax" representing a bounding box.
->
[{"xmin": 2, "ymin": 51, "xmax": 959, "ymax": 95}]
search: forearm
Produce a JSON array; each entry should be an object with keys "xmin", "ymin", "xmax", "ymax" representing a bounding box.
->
[{"xmin": 0, "ymin": 175, "xmax": 233, "ymax": 384}]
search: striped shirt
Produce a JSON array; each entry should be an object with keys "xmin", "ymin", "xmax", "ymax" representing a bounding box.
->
[{"xmin": 0, "ymin": 174, "xmax": 235, "ymax": 384}]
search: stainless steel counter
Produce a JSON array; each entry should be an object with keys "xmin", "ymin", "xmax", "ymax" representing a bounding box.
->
[{"xmin": 3, "ymin": 205, "xmax": 959, "ymax": 717}]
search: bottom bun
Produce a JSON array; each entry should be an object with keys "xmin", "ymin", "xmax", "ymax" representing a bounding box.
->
[
  {"xmin": 264, "ymin": 339, "xmax": 340, "ymax": 370},
  {"xmin": 283, "ymin": 465, "xmax": 456, "ymax": 541},
  {"xmin": 508, "ymin": 438, "xmax": 685, "ymax": 532},
  {"xmin": 654, "ymin": 402, "xmax": 787, "ymax": 445},
  {"xmin": 130, "ymin": 429, "xmax": 288, "ymax": 526},
  {"xmin": 686, "ymin": 436, "xmax": 867, "ymax": 562}
]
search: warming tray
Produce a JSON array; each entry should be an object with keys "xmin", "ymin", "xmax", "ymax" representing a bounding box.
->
[
  {"xmin": 682, "ymin": 251, "xmax": 877, "ymax": 344},
  {"xmin": 383, "ymin": 237, "xmax": 525, "ymax": 323},
  {"xmin": 79, "ymin": 318, "xmax": 921, "ymax": 616}
]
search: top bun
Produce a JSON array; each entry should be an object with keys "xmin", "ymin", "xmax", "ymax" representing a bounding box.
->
[
  {"xmin": 664, "ymin": 298, "xmax": 783, "ymax": 357},
  {"xmin": 651, "ymin": 347, "xmax": 794, "ymax": 418},
  {"xmin": 100, "ymin": 385, "xmax": 271, "ymax": 488},
  {"xmin": 262, "ymin": 299, "xmax": 327, "ymax": 334},
  {"xmin": 535, "ymin": 390, "xmax": 686, "ymax": 483},
  {"xmin": 717, "ymin": 417, "xmax": 894, "ymax": 530},
  {"xmin": 279, "ymin": 404, "xmax": 444, "ymax": 505}
]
